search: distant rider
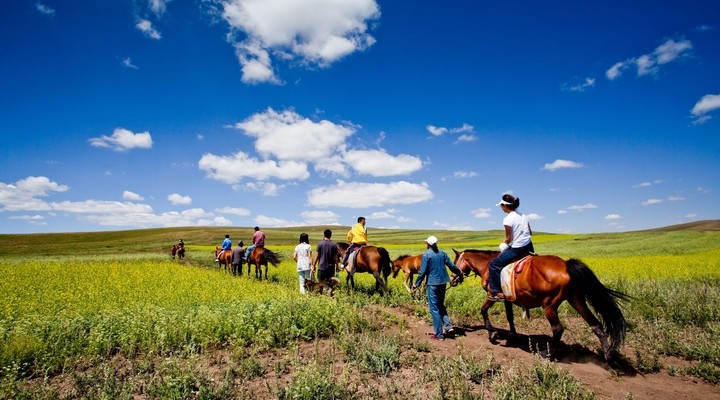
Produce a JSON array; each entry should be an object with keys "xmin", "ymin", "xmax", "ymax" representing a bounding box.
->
[{"xmin": 341, "ymin": 217, "xmax": 367, "ymax": 272}]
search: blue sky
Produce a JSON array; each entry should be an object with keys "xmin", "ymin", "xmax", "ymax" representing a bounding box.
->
[{"xmin": 1, "ymin": 0, "xmax": 719, "ymax": 235}]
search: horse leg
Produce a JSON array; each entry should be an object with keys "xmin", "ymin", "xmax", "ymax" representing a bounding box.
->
[
  {"xmin": 568, "ymin": 294, "xmax": 611, "ymax": 360},
  {"xmin": 263, "ymin": 264, "xmax": 268, "ymax": 280},
  {"xmin": 372, "ymin": 271, "xmax": 388, "ymax": 295},
  {"xmin": 403, "ymin": 272, "xmax": 412, "ymax": 293},
  {"xmin": 480, "ymin": 299, "xmax": 498, "ymax": 342},
  {"xmin": 541, "ymin": 304, "xmax": 565, "ymax": 359}
]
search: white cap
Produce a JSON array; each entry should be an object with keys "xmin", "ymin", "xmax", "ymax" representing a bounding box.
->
[{"xmin": 425, "ymin": 235, "xmax": 438, "ymax": 245}]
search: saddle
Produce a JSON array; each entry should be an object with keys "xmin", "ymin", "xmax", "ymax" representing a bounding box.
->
[
  {"xmin": 499, "ymin": 255, "xmax": 534, "ymax": 302},
  {"xmin": 346, "ymin": 245, "xmax": 363, "ymax": 274}
]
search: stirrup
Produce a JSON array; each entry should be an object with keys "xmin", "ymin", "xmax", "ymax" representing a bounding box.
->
[{"xmin": 487, "ymin": 292, "xmax": 506, "ymax": 302}]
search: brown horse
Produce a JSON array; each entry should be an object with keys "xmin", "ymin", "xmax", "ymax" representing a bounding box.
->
[
  {"xmin": 452, "ymin": 249, "xmax": 628, "ymax": 361},
  {"xmin": 337, "ymin": 242, "xmax": 392, "ymax": 295},
  {"xmin": 215, "ymin": 247, "xmax": 232, "ymax": 272},
  {"xmin": 247, "ymin": 246, "xmax": 282, "ymax": 280},
  {"xmin": 391, "ymin": 254, "xmax": 423, "ymax": 293}
]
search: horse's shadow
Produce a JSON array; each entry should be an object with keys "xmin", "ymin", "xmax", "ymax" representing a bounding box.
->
[{"xmin": 449, "ymin": 325, "xmax": 637, "ymax": 376}]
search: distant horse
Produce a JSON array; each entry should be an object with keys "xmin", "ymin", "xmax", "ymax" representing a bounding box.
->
[
  {"xmin": 171, "ymin": 245, "xmax": 178, "ymax": 259},
  {"xmin": 176, "ymin": 245, "xmax": 185, "ymax": 260},
  {"xmin": 336, "ymin": 242, "xmax": 392, "ymax": 295},
  {"xmin": 452, "ymin": 249, "xmax": 628, "ymax": 361},
  {"xmin": 391, "ymin": 254, "xmax": 423, "ymax": 293},
  {"xmin": 247, "ymin": 246, "xmax": 283, "ymax": 280},
  {"xmin": 215, "ymin": 247, "xmax": 232, "ymax": 273}
]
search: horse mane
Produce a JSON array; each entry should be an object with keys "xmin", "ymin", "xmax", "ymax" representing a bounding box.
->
[
  {"xmin": 395, "ymin": 254, "xmax": 412, "ymax": 261},
  {"xmin": 463, "ymin": 249, "xmax": 499, "ymax": 256}
]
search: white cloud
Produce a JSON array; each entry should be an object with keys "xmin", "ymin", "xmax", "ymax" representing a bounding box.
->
[
  {"xmin": 426, "ymin": 123, "xmax": 474, "ymax": 136},
  {"xmin": 254, "ymin": 214, "xmax": 297, "ymax": 227},
  {"xmin": 526, "ymin": 213, "xmax": 543, "ymax": 220},
  {"xmin": 239, "ymin": 181, "xmax": 285, "ymax": 196},
  {"xmin": 307, "ymin": 180, "xmax": 433, "ymax": 208},
  {"xmin": 472, "ymin": 208, "xmax": 492, "ymax": 218},
  {"xmin": 0, "ymin": 176, "xmax": 69, "ymax": 211},
  {"xmin": 221, "ymin": 0, "xmax": 380, "ymax": 84},
  {"xmin": 642, "ymin": 198, "xmax": 663, "ymax": 206},
  {"xmin": 697, "ymin": 187, "xmax": 710, "ymax": 194},
  {"xmin": 123, "ymin": 191, "xmax": 144, "ymax": 201},
  {"xmin": 690, "ymin": 94, "xmax": 720, "ymax": 125},
  {"xmin": 199, "ymin": 151, "xmax": 309, "ymax": 184},
  {"xmin": 606, "ymin": 38, "xmax": 692, "ymax": 80},
  {"xmin": 136, "ymin": 19, "xmax": 162, "ymax": 39},
  {"xmin": 88, "ymin": 128, "xmax": 153, "ymax": 151},
  {"xmin": 149, "ymin": 0, "xmax": 170, "ymax": 15},
  {"xmin": 562, "ymin": 77, "xmax": 595, "ymax": 92},
  {"xmin": 542, "ymin": 159, "xmax": 584, "ymax": 171},
  {"xmin": 52, "ymin": 200, "xmax": 153, "ymax": 214},
  {"xmin": 168, "ymin": 193, "xmax": 192, "ymax": 205},
  {"xmin": 344, "ymin": 149, "xmax": 422, "ymax": 177},
  {"xmin": 456, "ymin": 134, "xmax": 478, "ymax": 142},
  {"xmin": 667, "ymin": 195, "xmax": 685, "ymax": 202},
  {"xmin": 452, "ymin": 170, "xmax": 478, "ymax": 179},
  {"xmin": 300, "ymin": 210, "xmax": 340, "ymax": 225},
  {"xmin": 566, "ymin": 203, "xmax": 598, "ymax": 212},
  {"xmin": 35, "ymin": 2, "xmax": 55, "ymax": 16},
  {"xmin": 122, "ymin": 57, "xmax": 138, "ymax": 69},
  {"xmin": 234, "ymin": 108, "xmax": 354, "ymax": 161},
  {"xmin": 433, "ymin": 221, "xmax": 474, "ymax": 231},
  {"xmin": 557, "ymin": 209, "xmax": 568, "ymax": 215},
  {"xmin": 604, "ymin": 214, "xmax": 622, "ymax": 220},
  {"xmin": 216, "ymin": 206, "xmax": 251, "ymax": 216}
]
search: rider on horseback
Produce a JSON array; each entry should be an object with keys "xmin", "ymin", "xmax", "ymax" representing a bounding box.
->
[
  {"xmin": 341, "ymin": 216, "xmax": 367, "ymax": 272},
  {"xmin": 216, "ymin": 234, "xmax": 232, "ymax": 262},
  {"xmin": 244, "ymin": 226, "xmax": 265, "ymax": 261},
  {"xmin": 487, "ymin": 194, "xmax": 534, "ymax": 302}
]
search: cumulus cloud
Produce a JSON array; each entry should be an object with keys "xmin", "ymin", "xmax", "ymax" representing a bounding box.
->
[
  {"xmin": 220, "ymin": 0, "xmax": 380, "ymax": 84},
  {"xmin": 343, "ymin": 149, "xmax": 422, "ymax": 177},
  {"xmin": 254, "ymin": 214, "xmax": 297, "ymax": 227},
  {"xmin": 542, "ymin": 159, "xmax": 584, "ymax": 171},
  {"xmin": 456, "ymin": 134, "xmax": 478, "ymax": 142},
  {"xmin": 690, "ymin": 94, "xmax": 720, "ymax": 125},
  {"xmin": 88, "ymin": 128, "xmax": 153, "ymax": 151},
  {"xmin": 136, "ymin": 19, "xmax": 162, "ymax": 39},
  {"xmin": 642, "ymin": 198, "xmax": 663, "ymax": 206},
  {"xmin": 234, "ymin": 108, "xmax": 354, "ymax": 161},
  {"xmin": 606, "ymin": 38, "xmax": 692, "ymax": 80},
  {"xmin": 123, "ymin": 191, "xmax": 144, "ymax": 201},
  {"xmin": 149, "ymin": 0, "xmax": 170, "ymax": 15},
  {"xmin": 452, "ymin": 170, "xmax": 478, "ymax": 179},
  {"xmin": 605, "ymin": 214, "xmax": 622, "ymax": 220},
  {"xmin": 307, "ymin": 180, "xmax": 433, "ymax": 208},
  {"xmin": 216, "ymin": 206, "xmax": 251, "ymax": 216},
  {"xmin": 168, "ymin": 193, "xmax": 192, "ymax": 205},
  {"xmin": 472, "ymin": 208, "xmax": 492, "ymax": 218},
  {"xmin": 300, "ymin": 210, "xmax": 340, "ymax": 225},
  {"xmin": 0, "ymin": 176, "xmax": 69, "ymax": 211},
  {"xmin": 199, "ymin": 151, "xmax": 309, "ymax": 185}
]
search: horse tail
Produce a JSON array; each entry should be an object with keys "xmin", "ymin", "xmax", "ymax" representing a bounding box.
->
[
  {"xmin": 263, "ymin": 249, "xmax": 283, "ymax": 267},
  {"xmin": 566, "ymin": 259, "xmax": 629, "ymax": 351},
  {"xmin": 377, "ymin": 247, "xmax": 392, "ymax": 281}
]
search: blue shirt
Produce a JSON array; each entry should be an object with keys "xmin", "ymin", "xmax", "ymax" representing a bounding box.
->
[
  {"xmin": 221, "ymin": 238, "xmax": 232, "ymax": 250},
  {"xmin": 414, "ymin": 248, "xmax": 462, "ymax": 286}
]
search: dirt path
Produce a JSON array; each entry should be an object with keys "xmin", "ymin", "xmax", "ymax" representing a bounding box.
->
[{"xmin": 387, "ymin": 305, "xmax": 719, "ymax": 400}]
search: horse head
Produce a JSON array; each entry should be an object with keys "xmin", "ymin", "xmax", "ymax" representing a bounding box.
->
[{"xmin": 391, "ymin": 255, "xmax": 408, "ymax": 278}]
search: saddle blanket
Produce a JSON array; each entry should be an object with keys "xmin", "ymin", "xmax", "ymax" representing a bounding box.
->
[{"xmin": 499, "ymin": 255, "xmax": 533, "ymax": 302}]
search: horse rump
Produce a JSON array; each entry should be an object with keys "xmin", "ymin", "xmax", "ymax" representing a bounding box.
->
[{"xmin": 304, "ymin": 277, "xmax": 340, "ymax": 296}]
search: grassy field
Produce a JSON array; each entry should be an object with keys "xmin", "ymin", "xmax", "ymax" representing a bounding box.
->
[{"xmin": 1, "ymin": 222, "xmax": 719, "ymax": 399}]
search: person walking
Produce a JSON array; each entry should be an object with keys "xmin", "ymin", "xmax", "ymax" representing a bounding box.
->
[
  {"xmin": 412, "ymin": 235, "xmax": 463, "ymax": 341},
  {"xmin": 487, "ymin": 194, "xmax": 534, "ymax": 302},
  {"xmin": 244, "ymin": 226, "xmax": 266, "ymax": 261},
  {"xmin": 312, "ymin": 229, "xmax": 338, "ymax": 283},
  {"xmin": 293, "ymin": 233, "xmax": 313, "ymax": 293},
  {"xmin": 341, "ymin": 216, "xmax": 367, "ymax": 271},
  {"xmin": 232, "ymin": 240, "xmax": 245, "ymax": 274}
]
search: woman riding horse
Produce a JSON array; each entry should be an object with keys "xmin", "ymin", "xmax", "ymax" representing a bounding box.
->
[{"xmin": 453, "ymin": 249, "xmax": 628, "ymax": 361}]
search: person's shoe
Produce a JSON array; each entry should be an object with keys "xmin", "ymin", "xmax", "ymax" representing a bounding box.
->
[
  {"xmin": 487, "ymin": 292, "xmax": 506, "ymax": 302},
  {"xmin": 428, "ymin": 333, "xmax": 445, "ymax": 341},
  {"xmin": 445, "ymin": 327, "xmax": 456, "ymax": 335}
]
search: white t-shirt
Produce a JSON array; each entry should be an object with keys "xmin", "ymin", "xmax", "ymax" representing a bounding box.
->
[
  {"xmin": 503, "ymin": 211, "xmax": 531, "ymax": 248},
  {"xmin": 294, "ymin": 243, "xmax": 312, "ymax": 271}
]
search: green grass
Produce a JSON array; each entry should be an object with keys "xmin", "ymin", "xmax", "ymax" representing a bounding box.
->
[{"xmin": 1, "ymin": 223, "xmax": 719, "ymax": 397}]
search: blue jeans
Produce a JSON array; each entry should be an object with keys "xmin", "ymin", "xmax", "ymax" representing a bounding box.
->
[
  {"xmin": 342, "ymin": 243, "xmax": 362, "ymax": 266},
  {"xmin": 488, "ymin": 243, "xmax": 534, "ymax": 293},
  {"xmin": 426, "ymin": 284, "xmax": 452, "ymax": 338},
  {"xmin": 245, "ymin": 244, "xmax": 256, "ymax": 260},
  {"xmin": 298, "ymin": 270, "xmax": 312, "ymax": 294}
]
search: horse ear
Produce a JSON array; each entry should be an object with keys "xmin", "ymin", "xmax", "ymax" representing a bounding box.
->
[{"xmin": 453, "ymin": 248, "xmax": 459, "ymax": 256}]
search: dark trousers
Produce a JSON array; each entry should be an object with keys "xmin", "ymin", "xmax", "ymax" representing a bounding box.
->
[{"xmin": 488, "ymin": 242, "xmax": 534, "ymax": 293}]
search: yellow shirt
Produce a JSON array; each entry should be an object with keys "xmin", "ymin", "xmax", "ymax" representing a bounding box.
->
[{"xmin": 347, "ymin": 223, "xmax": 367, "ymax": 244}]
